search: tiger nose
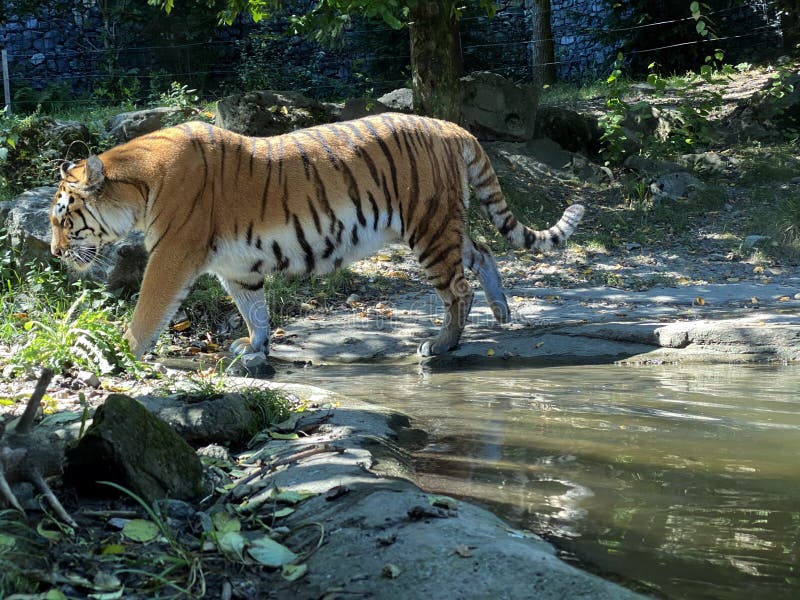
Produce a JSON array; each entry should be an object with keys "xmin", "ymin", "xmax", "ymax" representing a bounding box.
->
[{"xmin": 52, "ymin": 246, "xmax": 63, "ymax": 257}]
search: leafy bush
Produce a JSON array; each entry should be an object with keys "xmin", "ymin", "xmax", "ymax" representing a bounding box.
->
[
  {"xmin": 15, "ymin": 289, "xmax": 141, "ymax": 375},
  {"xmin": 12, "ymin": 83, "xmax": 73, "ymax": 114},
  {"xmin": 0, "ymin": 113, "xmax": 94, "ymax": 199}
]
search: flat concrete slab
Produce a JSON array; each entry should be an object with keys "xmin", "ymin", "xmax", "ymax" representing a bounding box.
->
[{"xmin": 269, "ymin": 281, "xmax": 800, "ymax": 365}]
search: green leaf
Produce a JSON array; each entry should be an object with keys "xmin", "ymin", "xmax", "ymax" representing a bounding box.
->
[
  {"xmin": 121, "ymin": 519, "xmax": 160, "ymax": 543},
  {"xmin": 211, "ymin": 511, "xmax": 241, "ymax": 534},
  {"xmin": 40, "ymin": 411, "xmax": 83, "ymax": 426},
  {"xmin": 88, "ymin": 589, "xmax": 125, "ymax": 600},
  {"xmin": 281, "ymin": 563, "xmax": 308, "ymax": 582},
  {"xmin": 216, "ymin": 530, "xmax": 246, "ymax": 561},
  {"xmin": 0, "ymin": 532, "xmax": 16, "ymax": 549},
  {"xmin": 274, "ymin": 507, "xmax": 295, "ymax": 518},
  {"xmin": 428, "ymin": 495, "xmax": 458, "ymax": 510},
  {"xmin": 696, "ymin": 20, "xmax": 706, "ymax": 34},
  {"xmin": 269, "ymin": 431, "xmax": 299, "ymax": 440},
  {"xmin": 273, "ymin": 490, "xmax": 315, "ymax": 504},
  {"xmin": 690, "ymin": 1, "xmax": 700, "ymax": 13},
  {"xmin": 247, "ymin": 536, "xmax": 298, "ymax": 567},
  {"xmin": 37, "ymin": 520, "xmax": 63, "ymax": 541},
  {"xmin": 100, "ymin": 543, "xmax": 126, "ymax": 555},
  {"xmin": 46, "ymin": 591, "xmax": 69, "ymax": 600}
]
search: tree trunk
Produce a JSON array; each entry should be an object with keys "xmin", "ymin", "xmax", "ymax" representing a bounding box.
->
[
  {"xmin": 527, "ymin": 0, "xmax": 556, "ymax": 88},
  {"xmin": 408, "ymin": 0, "xmax": 463, "ymax": 121}
]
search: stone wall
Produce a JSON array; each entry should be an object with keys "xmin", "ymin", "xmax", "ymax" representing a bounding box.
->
[
  {"xmin": 1, "ymin": 1, "xmax": 105, "ymax": 94},
  {"xmin": 0, "ymin": 0, "xmax": 788, "ymax": 105},
  {"xmin": 550, "ymin": 0, "xmax": 616, "ymax": 81}
]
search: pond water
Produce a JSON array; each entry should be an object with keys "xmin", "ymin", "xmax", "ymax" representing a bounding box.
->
[{"xmin": 279, "ymin": 362, "xmax": 800, "ymax": 599}]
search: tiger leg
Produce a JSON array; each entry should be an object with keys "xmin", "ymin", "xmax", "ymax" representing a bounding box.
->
[
  {"xmin": 418, "ymin": 254, "xmax": 475, "ymax": 357},
  {"xmin": 463, "ymin": 238, "xmax": 511, "ymax": 324},
  {"xmin": 217, "ymin": 276, "xmax": 270, "ymax": 355},
  {"xmin": 124, "ymin": 252, "xmax": 200, "ymax": 358}
]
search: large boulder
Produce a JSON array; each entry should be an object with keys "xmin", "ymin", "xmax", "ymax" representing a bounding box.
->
[
  {"xmin": 535, "ymin": 106, "xmax": 601, "ymax": 155},
  {"xmin": 4, "ymin": 187, "xmax": 58, "ymax": 264},
  {"xmin": 377, "ymin": 88, "xmax": 414, "ymax": 113},
  {"xmin": 338, "ymin": 98, "xmax": 393, "ymax": 122},
  {"xmin": 216, "ymin": 90, "xmax": 336, "ymax": 137},
  {"xmin": 459, "ymin": 72, "xmax": 539, "ymax": 141},
  {"xmin": 487, "ymin": 138, "xmax": 612, "ymax": 185},
  {"xmin": 106, "ymin": 107, "xmax": 191, "ymax": 143},
  {"xmin": 3, "ymin": 187, "xmax": 147, "ymax": 293},
  {"xmin": 725, "ymin": 72, "xmax": 800, "ymax": 140}
]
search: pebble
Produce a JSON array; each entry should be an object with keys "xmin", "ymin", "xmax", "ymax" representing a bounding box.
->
[
  {"xmin": 76, "ymin": 370, "xmax": 101, "ymax": 388},
  {"xmin": 744, "ymin": 235, "xmax": 768, "ymax": 247}
]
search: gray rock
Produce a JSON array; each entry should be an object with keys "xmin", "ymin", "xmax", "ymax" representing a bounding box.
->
[
  {"xmin": 744, "ymin": 235, "xmax": 769, "ymax": 247},
  {"xmin": 106, "ymin": 107, "xmax": 189, "ymax": 143},
  {"xmin": 50, "ymin": 119, "xmax": 93, "ymax": 152},
  {"xmin": 338, "ymin": 97, "xmax": 392, "ymax": 122},
  {"xmin": 4, "ymin": 186, "xmax": 57, "ymax": 264},
  {"xmin": 460, "ymin": 72, "xmax": 539, "ymax": 141},
  {"xmin": 3, "ymin": 187, "xmax": 148, "ymax": 289},
  {"xmin": 76, "ymin": 370, "xmax": 101, "ymax": 388},
  {"xmin": 677, "ymin": 151, "xmax": 734, "ymax": 175},
  {"xmin": 624, "ymin": 155, "xmax": 685, "ymax": 176},
  {"xmin": 64, "ymin": 394, "xmax": 204, "ymax": 502},
  {"xmin": 649, "ymin": 171, "xmax": 707, "ymax": 201},
  {"xmin": 725, "ymin": 72, "xmax": 800, "ymax": 140},
  {"xmin": 216, "ymin": 90, "xmax": 335, "ymax": 137},
  {"xmin": 377, "ymin": 88, "xmax": 414, "ymax": 113},
  {"xmin": 488, "ymin": 138, "xmax": 611, "ymax": 184}
]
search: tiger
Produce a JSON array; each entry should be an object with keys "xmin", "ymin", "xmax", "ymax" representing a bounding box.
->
[{"xmin": 50, "ymin": 113, "xmax": 584, "ymax": 359}]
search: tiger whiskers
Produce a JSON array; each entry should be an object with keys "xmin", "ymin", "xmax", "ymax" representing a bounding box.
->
[{"xmin": 68, "ymin": 245, "xmax": 108, "ymax": 269}]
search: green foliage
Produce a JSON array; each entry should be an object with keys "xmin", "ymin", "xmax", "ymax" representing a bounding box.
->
[
  {"xmin": 264, "ymin": 269, "xmax": 356, "ymax": 325},
  {"xmin": 99, "ymin": 481, "xmax": 206, "ymax": 597},
  {"xmin": 15, "ymin": 289, "xmax": 141, "ymax": 375},
  {"xmin": 157, "ymin": 81, "xmax": 200, "ymax": 110},
  {"xmin": 598, "ymin": 53, "xmax": 630, "ymax": 165},
  {"xmin": 0, "ymin": 113, "xmax": 94, "ymax": 200},
  {"xmin": 11, "ymin": 83, "xmax": 73, "ymax": 114},
  {"xmin": 0, "ymin": 510, "xmax": 46, "ymax": 597}
]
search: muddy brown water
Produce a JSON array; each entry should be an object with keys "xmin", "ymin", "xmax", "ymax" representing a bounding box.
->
[{"xmin": 277, "ymin": 361, "xmax": 800, "ymax": 599}]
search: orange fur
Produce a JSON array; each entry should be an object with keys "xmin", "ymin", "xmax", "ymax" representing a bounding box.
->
[{"xmin": 50, "ymin": 114, "xmax": 584, "ymax": 358}]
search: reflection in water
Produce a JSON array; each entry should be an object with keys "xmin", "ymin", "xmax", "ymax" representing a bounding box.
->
[{"xmin": 280, "ymin": 363, "xmax": 800, "ymax": 599}]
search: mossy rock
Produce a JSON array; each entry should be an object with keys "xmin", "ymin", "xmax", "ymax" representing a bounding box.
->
[{"xmin": 65, "ymin": 394, "xmax": 204, "ymax": 502}]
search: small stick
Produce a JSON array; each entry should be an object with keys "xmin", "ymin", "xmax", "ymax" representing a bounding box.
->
[
  {"xmin": 16, "ymin": 368, "xmax": 54, "ymax": 435},
  {"xmin": 31, "ymin": 469, "xmax": 77, "ymax": 529},
  {"xmin": 0, "ymin": 462, "xmax": 24, "ymax": 512}
]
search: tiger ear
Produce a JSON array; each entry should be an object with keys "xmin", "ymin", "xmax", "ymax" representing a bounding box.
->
[
  {"xmin": 60, "ymin": 161, "xmax": 76, "ymax": 179},
  {"xmin": 83, "ymin": 155, "xmax": 105, "ymax": 190}
]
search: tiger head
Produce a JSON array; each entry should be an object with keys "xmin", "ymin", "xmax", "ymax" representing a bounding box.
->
[{"xmin": 50, "ymin": 156, "xmax": 138, "ymax": 271}]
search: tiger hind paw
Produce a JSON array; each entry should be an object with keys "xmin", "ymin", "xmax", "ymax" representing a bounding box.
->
[{"xmin": 230, "ymin": 337, "xmax": 268, "ymax": 356}]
